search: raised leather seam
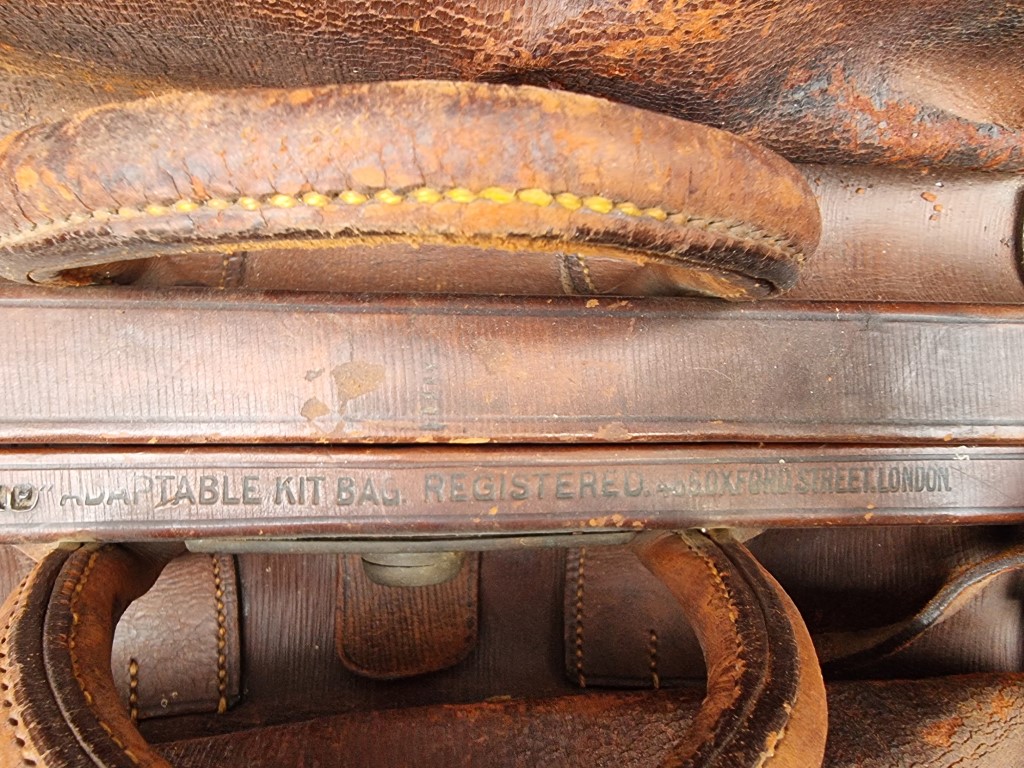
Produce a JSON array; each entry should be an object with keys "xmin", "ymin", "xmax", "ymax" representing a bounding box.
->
[
  {"xmin": 676, "ymin": 534, "xmax": 752, "ymax": 761},
  {"xmin": 3, "ymin": 186, "xmax": 803, "ymax": 260},
  {"xmin": 573, "ymin": 548, "xmax": 587, "ymax": 688},
  {"xmin": 210, "ymin": 555, "xmax": 228, "ymax": 715},
  {"xmin": 67, "ymin": 550, "xmax": 142, "ymax": 766}
]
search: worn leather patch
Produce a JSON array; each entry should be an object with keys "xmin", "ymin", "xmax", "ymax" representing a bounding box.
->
[{"xmin": 111, "ymin": 553, "xmax": 241, "ymax": 720}]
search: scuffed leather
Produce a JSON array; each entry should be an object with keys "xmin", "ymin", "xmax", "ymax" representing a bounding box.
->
[{"xmin": 0, "ymin": 2, "xmax": 1020, "ymax": 170}]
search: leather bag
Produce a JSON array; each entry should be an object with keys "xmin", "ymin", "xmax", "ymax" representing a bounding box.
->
[{"xmin": 0, "ymin": 2, "xmax": 1023, "ymax": 767}]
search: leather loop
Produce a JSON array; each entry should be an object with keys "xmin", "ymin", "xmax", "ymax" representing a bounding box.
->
[
  {"xmin": 0, "ymin": 81, "xmax": 820, "ymax": 299},
  {"xmin": 632, "ymin": 531, "xmax": 827, "ymax": 768}
]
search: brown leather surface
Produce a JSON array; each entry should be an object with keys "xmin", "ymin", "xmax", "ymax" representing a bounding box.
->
[
  {"xmin": 336, "ymin": 553, "xmax": 479, "ymax": 679},
  {"xmin": 786, "ymin": 167, "xmax": 1024, "ymax": 304},
  {"xmin": 0, "ymin": 82, "xmax": 818, "ymax": 300},
  {"xmin": 4, "ymin": 290, "xmax": 1024, "ymax": 446},
  {"xmin": 0, "ymin": 2, "xmax": 1020, "ymax": 171},
  {"xmin": 565, "ymin": 528, "xmax": 1024, "ymax": 688},
  {"xmin": 0, "ymin": 544, "xmax": 177, "ymax": 768},
  {"xmin": 6, "ymin": 445, "xmax": 1024, "ymax": 543},
  {"xmin": 0, "ymin": 547, "xmax": 241, "ymax": 724},
  {"xmin": 1, "ymin": 533, "xmax": 1020, "ymax": 764},
  {"xmin": 158, "ymin": 676, "xmax": 1024, "ymax": 768},
  {"xmin": 221, "ymin": 549, "xmax": 573, "ymax": 731},
  {"xmin": 112, "ymin": 554, "xmax": 241, "ymax": 720}
]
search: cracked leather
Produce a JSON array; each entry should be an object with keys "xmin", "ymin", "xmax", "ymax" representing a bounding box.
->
[{"xmin": 0, "ymin": 2, "xmax": 1020, "ymax": 171}]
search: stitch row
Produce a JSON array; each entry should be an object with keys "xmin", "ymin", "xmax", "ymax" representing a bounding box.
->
[
  {"xmin": 21, "ymin": 185, "xmax": 799, "ymax": 256},
  {"xmin": 574, "ymin": 547, "xmax": 587, "ymax": 689},
  {"xmin": 211, "ymin": 556, "xmax": 229, "ymax": 715}
]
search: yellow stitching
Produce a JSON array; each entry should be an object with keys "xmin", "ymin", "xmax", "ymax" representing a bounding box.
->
[
  {"xmin": 574, "ymin": 548, "xmax": 587, "ymax": 689},
  {"xmin": 479, "ymin": 186, "xmax": 516, "ymax": 204},
  {"xmin": 411, "ymin": 187, "xmax": 442, "ymax": 204},
  {"xmin": 211, "ymin": 556, "xmax": 229, "ymax": 715},
  {"xmin": 268, "ymin": 193, "xmax": 297, "ymax": 209},
  {"xmin": 445, "ymin": 187, "xmax": 476, "ymax": 203},
  {"xmin": 575, "ymin": 255, "xmax": 597, "ymax": 294},
  {"xmin": 555, "ymin": 192, "xmax": 582, "ymax": 211},
  {"xmin": 301, "ymin": 192, "xmax": 329, "ymax": 208},
  {"xmin": 67, "ymin": 550, "xmax": 141, "ymax": 765},
  {"xmin": 128, "ymin": 659, "xmax": 139, "ymax": 724},
  {"xmin": 373, "ymin": 190, "xmax": 403, "ymax": 205},
  {"xmin": 6, "ymin": 186, "xmax": 802, "ymax": 258},
  {"xmin": 649, "ymin": 629, "xmax": 660, "ymax": 690},
  {"xmin": 582, "ymin": 195, "xmax": 614, "ymax": 214},
  {"xmin": 338, "ymin": 190, "xmax": 367, "ymax": 205},
  {"xmin": 518, "ymin": 188, "xmax": 553, "ymax": 207}
]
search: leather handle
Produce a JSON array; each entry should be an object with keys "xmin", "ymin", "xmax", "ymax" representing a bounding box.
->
[
  {"xmin": 0, "ymin": 81, "xmax": 819, "ymax": 299},
  {"xmin": 0, "ymin": 533, "xmax": 826, "ymax": 767}
]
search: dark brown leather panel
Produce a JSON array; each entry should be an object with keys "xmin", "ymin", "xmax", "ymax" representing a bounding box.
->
[
  {"xmin": 786, "ymin": 167, "xmax": 1024, "ymax": 304},
  {"xmin": 565, "ymin": 528, "xmax": 1024, "ymax": 689},
  {"xmin": 4, "ymin": 291, "xmax": 1024, "ymax": 446},
  {"xmin": 0, "ymin": 533, "xmax": 828, "ymax": 767},
  {"xmin": 0, "ymin": 2, "xmax": 1020, "ymax": 170},
  {"xmin": 231, "ymin": 550, "xmax": 571, "ymax": 728}
]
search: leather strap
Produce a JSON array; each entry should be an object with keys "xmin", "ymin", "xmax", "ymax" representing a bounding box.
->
[
  {"xmin": 818, "ymin": 542, "xmax": 1024, "ymax": 674},
  {"xmin": 3, "ymin": 290, "xmax": 1024, "ymax": 446},
  {"xmin": 111, "ymin": 554, "xmax": 241, "ymax": 720},
  {"xmin": 0, "ymin": 532, "xmax": 827, "ymax": 767},
  {"xmin": 0, "ymin": 81, "xmax": 818, "ymax": 299},
  {"xmin": 335, "ymin": 553, "xmax": 479, "ymax": 679}
]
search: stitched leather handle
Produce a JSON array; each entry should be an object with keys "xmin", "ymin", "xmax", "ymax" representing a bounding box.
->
[
  {"xmin": 0, "ymin": 81, "xmax": 820, "ymax": 299},
  {"xmin": 0, "ymin": 533, "xmax": 826, "ymax": 767}
]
